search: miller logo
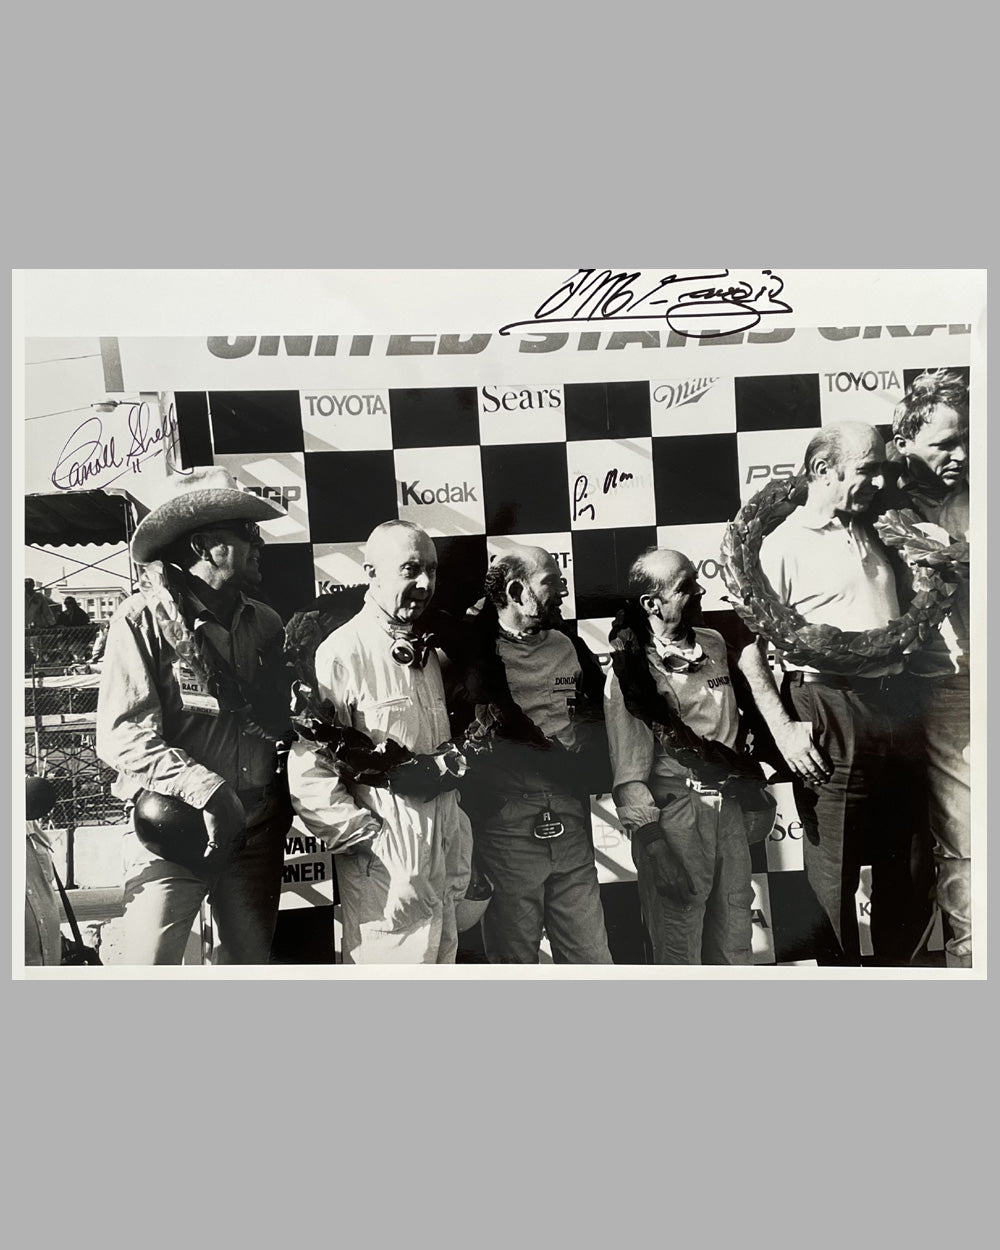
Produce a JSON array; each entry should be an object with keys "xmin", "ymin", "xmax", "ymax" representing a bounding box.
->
[
  {"xmin": 243, "ymin": 484, "xmax": 301, "ymax": 510},
  {"xmin": 652, "ymin": 377, "xmax": 720, "ymax": 410},
  {"xmin": 401, "ymin": 480, "xmax": 478, "ymax": 506}
]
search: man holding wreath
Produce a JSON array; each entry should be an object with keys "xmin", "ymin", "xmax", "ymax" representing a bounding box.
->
[
  {"xmin": 889, "ymin": 370, "xmax": 971, "ymax": 966},
  {"xmin": 737, "ymin": 421, "xmax": 933, "ymax": 966}
]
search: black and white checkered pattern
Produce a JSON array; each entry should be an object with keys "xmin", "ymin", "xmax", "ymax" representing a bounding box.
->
[{"xmin": 174, "ymin": 364, "xmax": 961, "ymax": 963}]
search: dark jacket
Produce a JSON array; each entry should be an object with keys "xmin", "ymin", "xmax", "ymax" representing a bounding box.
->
[{"xmin": 440, "ymin": 604, "xmax": 611, "ymax": 819}]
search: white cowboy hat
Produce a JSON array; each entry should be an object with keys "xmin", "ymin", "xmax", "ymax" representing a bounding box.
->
[{"xmin": 131, "ymin": 467, "xmax": 285, "ymax": 565}]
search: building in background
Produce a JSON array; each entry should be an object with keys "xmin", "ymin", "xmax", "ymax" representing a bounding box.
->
[{"xmin": 53, "ymin": 581, "xmax": 127, "ymax": 622}]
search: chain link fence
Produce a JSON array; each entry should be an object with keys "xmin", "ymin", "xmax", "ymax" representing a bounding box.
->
[{"xmin": 24, "ymin": 654, "xmax": 127, "ymax": 834}]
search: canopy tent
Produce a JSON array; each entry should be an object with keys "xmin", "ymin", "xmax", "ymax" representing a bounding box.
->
[
  {"xmin": 25, "ymin": 488, "xmax": 145, "ymax": 598},
  {"xmin": 25, "ymin": 489, "xmax": 144, "ymax": 548}
]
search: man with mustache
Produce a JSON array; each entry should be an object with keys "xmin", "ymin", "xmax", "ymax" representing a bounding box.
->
[
  {"xmin": 97, "ymin": 467, "xmax": 292, "ymax": 965},
  {"xmin": 286, "ymin": 520, "xmax": 472, "ymax": 963},
  {"xmin": 889, "ymin": 370, "xmax": 971, "ymax": 966},
  {"xmin": 448, "ymin": 545, "xmax": 613, "ymax": 964},
  {"xmin": 739, "ymin": 421, "xmax": 932, "ymax": 965}
]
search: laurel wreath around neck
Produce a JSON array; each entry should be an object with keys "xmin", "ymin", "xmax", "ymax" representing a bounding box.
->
[{"xmin": 719, "ymin": 474, "xmax": 969, "ymax": 675}]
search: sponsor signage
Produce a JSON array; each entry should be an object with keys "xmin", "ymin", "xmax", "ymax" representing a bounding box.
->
[
  {"xmin": 737, "ymin": 428, "xmax": 816, "ymax": 504},
  {"xmin": 280, "ymin": 822, "xmax": 335, "ymax": 909},
  {"xmin": 214, "ymin": 451, "xmax": 310, "ymax": 544},
  {"xmin": 590, "ymin": 795, "xmax": 637, "ymax": 885},
  {"xmin": 394, "ymin": 445, "xmax": 485, "ymax": 536},
  {"xmin": 301, "ymin": 388, "xmax": 393, "ymax": 452},
  {"xmin": 655, "ymin": 523, "xmax": 730, "ymax": 612},
  {"xmin": 477, "ymin": 383, "xmax": 566, "ymax": 445},
  {"xmin": 764, "ymin": 782, "xmax": 805, "ymax": 873},
  {"xmin": 314, "ymin": 542, "xmax": 368, "ymax": 595},
  {"xmin": 650, "ymin": 375, "xmax": 736, "ymax": 437},
  {"xmin": 819, "ymin": 367, "xmax": 905, "ymax": 427}
]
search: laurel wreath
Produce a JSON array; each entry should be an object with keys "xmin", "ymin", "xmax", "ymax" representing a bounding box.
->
[{"xmin": 719, "ymin": 475, "xmax": 968, "ymax": 675}]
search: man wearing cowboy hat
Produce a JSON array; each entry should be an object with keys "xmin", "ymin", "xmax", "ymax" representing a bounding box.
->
[{"xmin": 97, "ymin": 468, "xmax": 293, "ymax": 965}]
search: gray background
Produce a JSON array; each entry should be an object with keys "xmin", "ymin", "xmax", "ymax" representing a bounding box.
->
[{"xmin": 8, "ymin": 5, "xmax": 992, "ymax": 1248}]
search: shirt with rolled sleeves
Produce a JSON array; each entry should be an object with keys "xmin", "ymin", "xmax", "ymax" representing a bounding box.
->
[
  {"xmin": 96, "ymin": 588, "xmax": 285, "ymax": 809},
  {"xmin": 605, "ymin": 627, "xmax": 740, "ymax": 831}
]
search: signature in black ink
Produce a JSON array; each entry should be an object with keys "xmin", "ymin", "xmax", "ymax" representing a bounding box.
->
[
  {"xmin": 500, "ymin": 269, "xmax": 792, "ymax": 339},
  {"xmin": 573, "ymin": 475, "xmax": 595, "ymax": 523},
  {"xmin": 572, "ymin": 468, "xmax": 636, "ymax": 522},
  {"xmin": 51, "ymin": 402, "xmax": 181, "ymax": 491}
]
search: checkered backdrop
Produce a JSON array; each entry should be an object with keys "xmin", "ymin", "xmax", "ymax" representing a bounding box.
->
[{"xmin": 171, "ymin": 363, "xmax": 964, "ymax": 964}]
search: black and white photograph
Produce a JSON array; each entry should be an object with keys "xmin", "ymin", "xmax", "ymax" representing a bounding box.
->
[{"xmin": 15, "ymin": 268, "xmax": 986, "ymax": 978}]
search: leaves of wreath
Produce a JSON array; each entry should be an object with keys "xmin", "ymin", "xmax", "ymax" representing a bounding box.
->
[{"xmin": 719, "ymin": 475, "xmax": 965, "ymax": 676}]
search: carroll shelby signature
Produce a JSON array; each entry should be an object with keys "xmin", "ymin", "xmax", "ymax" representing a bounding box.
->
[
  {"xmin": 499, "ymin": 268, "xmax": 793, "ymax": 339},
  {"xmin": 50, "ymin": 401, "xmax": 183, "ymax": 491}
]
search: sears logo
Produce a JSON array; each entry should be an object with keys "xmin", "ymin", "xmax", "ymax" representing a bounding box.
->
[
  {"xmin": 401, "ymin": 480, "xmax": 478, "ymax": 505},
  {"xmin": 768, "ymin": 819, "xmax": 803, "ymax": 841},
  {"xmin": 243, "ymin": 485, "xmax": 301, "ymax": 510},
  {"xmin": 824, "ymin": 370, "xmax": 901, "ymax": 393},
  {"xmin": 481, "ymin": 385, "xmax": 562, "ymax": 413},
  {"xmin": 652, "ymin": 377, "xmax": 720, "ymax": 410},
  {"xmin": 745, "ymin": 463, "xmax": 796, "ymax": 486},
  {"xmin": 304, "ymin": 393, "xmax": 388, "ymax": 416}
]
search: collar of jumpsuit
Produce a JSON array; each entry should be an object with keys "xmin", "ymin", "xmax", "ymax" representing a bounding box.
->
[{"xmin": 651, "ymin": 632, "xmax": 706, "ymax": 672}]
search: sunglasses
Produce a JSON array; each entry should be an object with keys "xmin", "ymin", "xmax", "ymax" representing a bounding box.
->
[{"xmin": 202, "ymin": 520, "xmax": 263, "ymax": 543}]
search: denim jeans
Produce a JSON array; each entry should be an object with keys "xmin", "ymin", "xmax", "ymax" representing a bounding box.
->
[
  {"xmin": 474, "ymin": 793, "xmax": 613, "ymax": 965},
  {"xmin": 918, "ymin": 674, "xmax": 971, "ymax": 967},
  {"xmin": 118, "ymin": 787, "xmax": 290, "ymax": 965}
]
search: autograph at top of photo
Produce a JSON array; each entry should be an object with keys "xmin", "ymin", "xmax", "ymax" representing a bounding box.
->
[
  {"xmin": 50, "ymin": 401, "xmax": 184, "ymax": 493},
  {"xmin": 499, "ymin": 268, "xmax": 793, "ymax": 339}
]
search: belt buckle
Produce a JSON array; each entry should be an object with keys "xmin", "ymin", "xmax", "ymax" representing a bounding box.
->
[
  {"xmin": 533, "ymin": 809, "xmax": 565, "ymax": 840},
  {"xmin": 686, "ymin": 778, "xmax": 721, "ymax": 798}
]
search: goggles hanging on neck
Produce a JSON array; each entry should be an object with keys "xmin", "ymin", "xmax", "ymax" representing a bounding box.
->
[{"xmin": 390, "ymin": 633, "xmax": 434, "ymax": 668}]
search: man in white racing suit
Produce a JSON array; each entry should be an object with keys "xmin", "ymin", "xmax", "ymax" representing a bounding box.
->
[{"xmin": 286, "ymin": 521, "xmax": 472, "ymax": 964}]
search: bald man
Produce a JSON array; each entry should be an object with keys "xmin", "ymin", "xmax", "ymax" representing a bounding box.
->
[
  {"xmin": 739, "ymin": 421, "xmax": 932, "ymax": 965},
  {"xmin": 606, "ymin": 548, "xmax": 773, "ymax": 964},
  {"xmin": 449, "ymin": 545, "xmax": 613, "ymax": 964},
  {"xmin": 286, "ymin": 521, "xmax": 472, "ymax": 963}
]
